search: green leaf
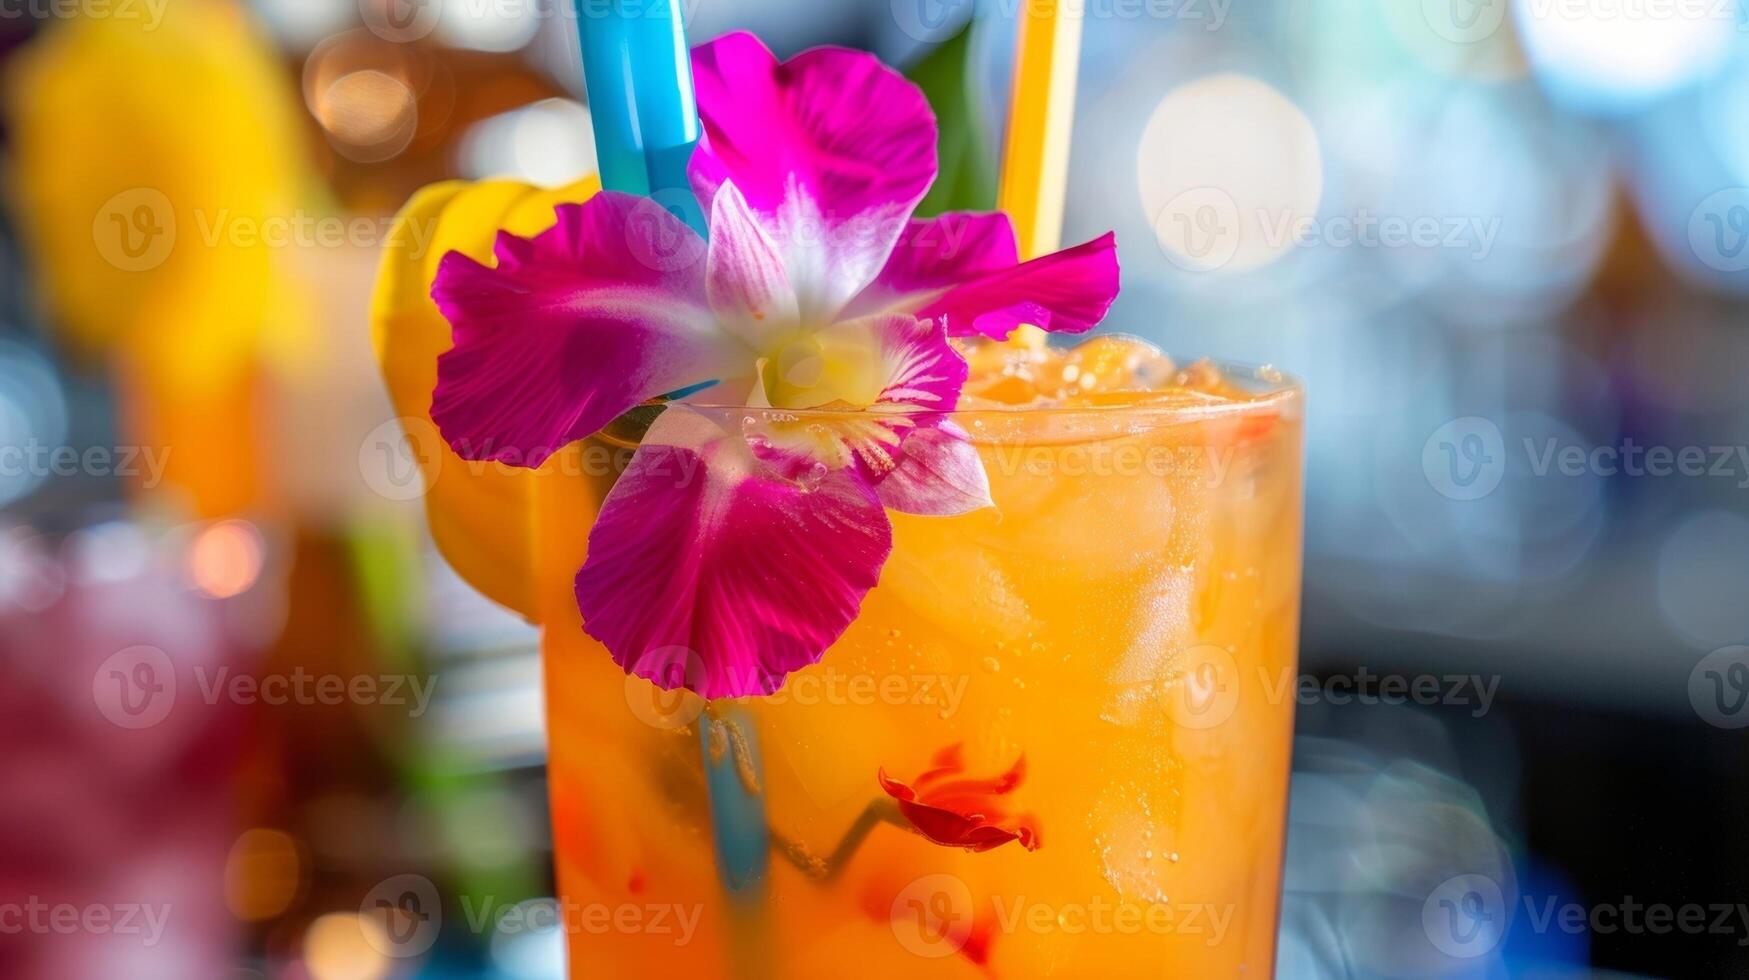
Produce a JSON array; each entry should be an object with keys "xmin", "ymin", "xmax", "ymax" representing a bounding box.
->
[{"xmin": 905, "ymin": 23, "xmax": 997, "ymax": 217}]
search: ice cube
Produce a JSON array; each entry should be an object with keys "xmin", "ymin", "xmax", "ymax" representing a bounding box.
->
[
  {"xmin": 1058, "ymin": 335, "xmax": 1177, "ymax": 395},
  {"xmin": 956, "ymin": 337, "xmax": 1064, "ymax": 405}
]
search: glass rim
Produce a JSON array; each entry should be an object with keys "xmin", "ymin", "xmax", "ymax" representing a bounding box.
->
[{"xmin": 682, "ymin": 358, "xmax": 1303, "ymax": 422}]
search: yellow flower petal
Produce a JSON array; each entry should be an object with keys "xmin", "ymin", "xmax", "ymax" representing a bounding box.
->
[{"xmin": 371, "ymin": 177, "xmax": 601, "ymax": 621}]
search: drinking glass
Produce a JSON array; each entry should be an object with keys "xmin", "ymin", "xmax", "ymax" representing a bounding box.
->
[{"xmin": 534, "ymin": 363, "xmax": 1304, "ymax": 977}]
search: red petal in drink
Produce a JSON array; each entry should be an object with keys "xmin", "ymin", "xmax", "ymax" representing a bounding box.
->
[{"xmin": 878, "ymin": 744, "xmax": 1042, "ymax": 853}]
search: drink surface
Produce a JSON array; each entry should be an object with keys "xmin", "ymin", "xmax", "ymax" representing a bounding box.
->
[{"xmin": 539, "ymin": 337, "xmax": 1305, "ymax": 978}]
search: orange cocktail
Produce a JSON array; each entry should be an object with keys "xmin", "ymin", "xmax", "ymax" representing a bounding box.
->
[{"xmin": 536, "ymin": 342, "xmax": 1303, "ymax": 977}]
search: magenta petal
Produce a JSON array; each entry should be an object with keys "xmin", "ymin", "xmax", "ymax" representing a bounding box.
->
[
  {"xmin": 877, "ymin": 422, "xmax": 993, "ymax": 517},
  {"xmin": 843, "ymin": 213, "xmax": 1021, "ymax": 320},
  {"xmin": 429, "ymin": 193, "xmax": 742, "ymax": 467},
  {"xmin": 691, "ymin": 32, "xmax": 938, "ymax": 320},
  {"xmin": 917, "ymin": 232, "xmax": 1122, "ymax": 340},
  {"xmin": 870, "ymin": 313, "xmax": 967, "ymax": 413},
  {"xmin": 575, "ymin": 408, "xmax": 893, "ymax": 699},
  {"xmin": 705, "ymin": 182, "xmax": 801, "ymax": 350},
  {"xmin": 691, "ymin": 32, "xmax": 936, "ymax": 223}
]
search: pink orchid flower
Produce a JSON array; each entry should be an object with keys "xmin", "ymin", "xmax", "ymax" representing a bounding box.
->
[{"xmin": 429, "ymin": 32, "xmax": 1120, "ymax": 698}]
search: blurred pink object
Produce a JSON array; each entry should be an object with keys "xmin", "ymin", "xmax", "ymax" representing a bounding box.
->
[{"xmin": 0, "ymin": 521, "xmax": 268, "ymax": 978}]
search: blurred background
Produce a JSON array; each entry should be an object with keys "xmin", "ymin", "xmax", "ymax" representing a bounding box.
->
[{"xmin": 0, "ymin": 0, "xmax": 1745, "ymax": 976}]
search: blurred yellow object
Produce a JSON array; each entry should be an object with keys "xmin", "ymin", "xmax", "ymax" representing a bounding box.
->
[
  {"xmin": 998, "ymin": 0, "xmax": 1084, "ymax": 261},
  {"xmin": 5, "ymin": 0, "xmax": 307, "ymax": 386},
  {"xmin": 3, "ymin": 0, "xmax": 311, "ymax": 516},
  {"xmin": 997, "ymin": 0, "xmax": 1084, "ymax": 352},
  {"xmin": 370, "ymin": 177, "xmax": 601, "ymax": 622}
]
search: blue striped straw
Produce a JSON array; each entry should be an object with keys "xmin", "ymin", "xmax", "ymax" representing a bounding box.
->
[
  {"xmin": 575, "ymin": 1, "xmax": 707, "ymax": 235},
  {"xmin": 573, "ymin": 0, "xmax": 768, "ymax": 897}
]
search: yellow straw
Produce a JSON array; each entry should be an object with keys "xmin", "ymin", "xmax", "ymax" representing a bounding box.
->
[{"xmin": 998, "ymin": 0, "xmax": 1085, "ymax": 262}]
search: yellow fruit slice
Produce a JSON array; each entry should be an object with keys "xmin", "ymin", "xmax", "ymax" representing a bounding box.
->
[{"xmin": 370, "ymin": 176, "xmax": 601, "ymax": 621}]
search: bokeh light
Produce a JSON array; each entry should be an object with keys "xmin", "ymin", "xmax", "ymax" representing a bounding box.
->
[
  {"xmin": 303, "ymin": 32, "xmax": 423, "ymax": 164},
  {"xmin": 458, "ymin": 99, "xmax": 598, "ymax": 186},
  {"xmin": 1139, "ymin": 72, "xmax": 1323, "ymax": 274},
  {"xmin": 1657, "ymin": 509, "xmax": 1749, "ymax": 646},
  {"xmin": 314, "ymin": 69, "xmax": 420, "ymax": 162},
  {"xmin": 187, "ymin": 519, "xmax": 266, "ymax": 599},
  {"xmin": 225, "ymin": 828, "xmax": 305, "ymax": 922},
  {"xmin": 303, "ymin": 913, "xmax": 392, "ymax": 980},
  {"xmin": 254, "ymin": 0, "xmax": 356, "ymax": 49},
  {"xmin": 489, "ymin": 898, "xmax": 567, "ymax": 979},
  {"xmin": 436, "ymin": 0, "xmax": 544, "ymax": 53},
  {"xmin": 1513, "ymin": 0, "xmax": 1736, "ymax": 112}
]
